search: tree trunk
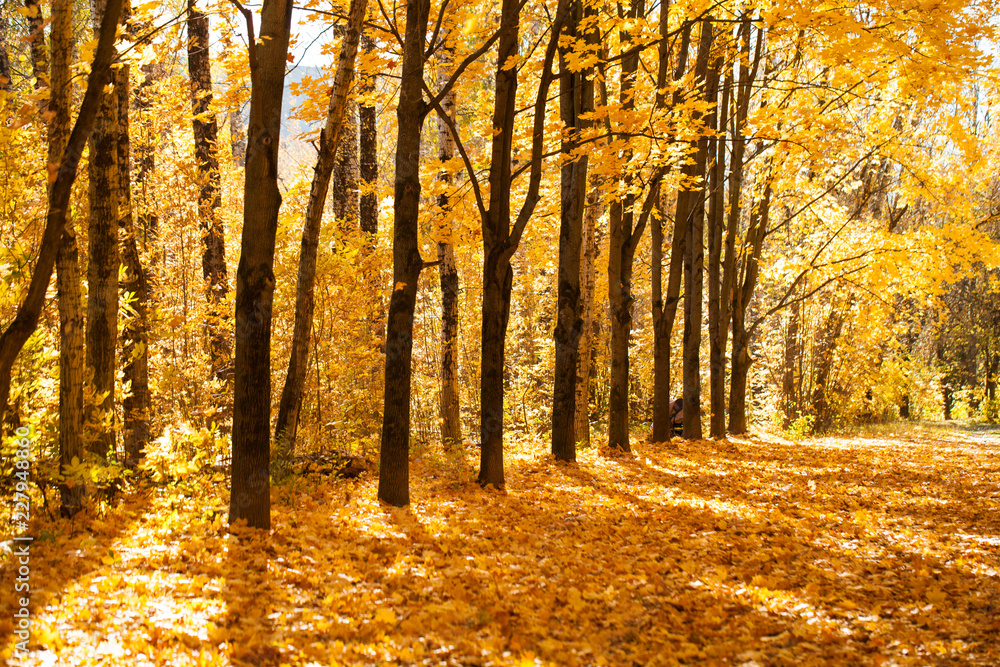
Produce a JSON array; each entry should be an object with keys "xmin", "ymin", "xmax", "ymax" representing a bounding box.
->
[
  {"xmin": 24, "ymin": 0, "xmax": 50, "ymax": 98},
  {"xmin": 437, "ymin": 57, "xmax": 462, "ymax": 451},
  {"xmin": 188, "ymin": 0, "xmax": 230, "ymax": 388},
  {"xmin": 0, "ymin": 0, "xmax": 124, "ymax": 430},
  {"xmin": 551, "ymin": 0, "xmax": 593, "ymax": 461},
  {"xmin": 0, "ymin": 13, "xmax": 11, "ymax": 91},
  {"xmin": 706, "ymin": 58, "xmax": 731, "ymax": 439},
  {"xmin": 811, "ymin": 302, "xmax": 846, "ymax": 432},
  {"xmin": 574, "ymin": 178, "xmax": 601, "ymax": 445},
  {"xmin": 273, "ymin": 0, "xmax": 367, "ymax": 458},
  {"xmin": 680, "ymin": 20, "xmax": 716, "ymax": 442},
  {"xmin": 781, "ymin": 293, "xmax": 801, "ymax": 428},
  {"xmin": 230, "ymin": 0, "xmax": 294, "ymax": 530},
  {"xmin": 359, "ymin": 33, "xmax": 378, "ymax": 240},
  {"xmin": 479, "ymin": 0, "xmax": 566, "ymax": 484},
  {"xmin": 49, "ymin": 0, "xmax": 86, "ymax": 517},
  {"xmin": 135, "ymin": 62, "xmax": 159, "ymax": 287},
  {"xmin": 378, "ymin": 0, "xmax": 431, "ymax": 507},
  {"xmin": 86, "ymin": 0, "xmax": 123, "ymax": 459},
  {"xmin": 651, "ymin": 22, "xmax": 693, "ymax": 443},
  {"xmin": 229, "ymin": 105, "xmax": 247, "ymax": 167},
  {"xmin": 606, "ymin": 0, "xmax": 645, "ymax": 453},
  {"xmin": 119, "ymin": 1, "xmax": 151, "ymax": 464}
]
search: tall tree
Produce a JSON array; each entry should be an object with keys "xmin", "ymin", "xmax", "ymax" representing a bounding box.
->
[
  {"xmin": 188, "ymin": 0, "xmax": 230, "ymax": 387},
  {"xmin": 650, "ymin": 10, "xmax": 691, "ymax": 443},
  {"xmin": 24, "ymin": 0, "xmax": 49, "ymax": 98},
  {"xmin": 86, "ymin": 0, "xmax": 123, "ymax": 458},
  {"xmin": 0, "ymin": 0, "xmax": 125, "ymax": 431},
  {"xmin": 574, "ymin": 179, "xmax": 602, "ymax": 446},
  {"xmin": 606, "ymin": 0, "xmax": 646, "ymax": 452},
  {"xmin": 229, "ymin": 0, "xmax": 294, "ymax": 530},
  {"xmin": 680, "ymin": 19, "xmax": 716, "ymax": 441},
  {"xmin": 274, "ymin": 0, "xmax": 368, "ymax": 457},
  {"xmin": 436, "ymin": 51, "xmax": 461, "ymax": 451},
  {"xmin": 48, "ymin": 0, "xmax": 87, "ymax": 516},
  {"xmin": 120, "ymin": 1, "xmax": 151, "ymax": 464},
  {"xmin": 0, "ymin": 10, "xmax": 11, "ymax": 91},
  {"xmin": 378, "ymin": 0, "xmax": 432, "ymax": 506},
  {"xmin": 477, "ymin": 0, "xmax": 567, "ymax": 484},
  {"xmin": 551, "ymin": 0, "xmax": 594, "ymax": 461}
]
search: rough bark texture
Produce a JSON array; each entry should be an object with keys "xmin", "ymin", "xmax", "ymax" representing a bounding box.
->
[
  {"xmin": 378, "ymin": 0, "xmax": 431, "ymax": 507},
  {"xmin": 437, "ymin": 58, "xmax": 462, "ymax": 451},
  {"xmin": 574, "ymin": 178, "xmax": 601, "ymax": 445},
  {"xmin": 50, "ymin": 0, "xmax": 86, "ymax": 517},
  {"xmin": 135, "ymin": 62, "xmax": 159, "ymax": 287},
  {"xmin": 230, "ymin": 0, "xmax": 294, "ymax": 530},
  {"xmin": 479, "ymin": 0, "xmax": 567, "ymax": 485},
  {"xmin": 811, "ymin": 302, "xmax": 846, "ymax": 432},
  {"xmin": 0, "ymin": 0, "xmax": 124, "ymax": 435},
  {"xmin": 706, "ymin": 58, "xmax": 731, "ymax": 439},
  {"xmin": 24, "ymin": 0, "xmax": 50, "ymax": 99},
  {"xmin": 86, "ymin": 0, "xmax": 122, "ymax": 459},
  {"xmin": 119, "ymin": 1, "xmax": 151, "ymax": 464},
  {"xmin": 0, "ymin": 15, "xmax": 11, "ymax": 91},
  {"xmin": 551, "ymin": 0, "xmax": 593, "ymax": 461},
  {"xmin": 359, "ymin": 33, "xmax": 378, "ymax": 239},
  {"xmin": 606, "ymin": 0, "xmax": 644, "ymax": 453},
  {"xmin": 680, "ymin": 20, "xmax": 716, "ymax": 441},
  {"xmin": 650, "ymin": 11, "xmax": 690, "ymax": 443},
  {"xmin": 333, "ymin": 99, "xmax": 359, "ymax": 231},
  {"xmin": 273, "ymin": 0, "xmax": 368, "ymax": 459},
  {"xmin": 188, "ymin": 0, "xmax": 230, "ymax": 386}
]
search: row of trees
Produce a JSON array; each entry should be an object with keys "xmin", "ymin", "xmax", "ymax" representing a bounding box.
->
[{"xmin": 0, "ymin": 0, "xmax": 997, "ymax": 527}]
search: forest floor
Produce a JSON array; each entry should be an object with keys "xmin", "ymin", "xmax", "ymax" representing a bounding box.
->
[{"xmin": 1, "ymin": 423, "xmax": 998, "ymax": 666}]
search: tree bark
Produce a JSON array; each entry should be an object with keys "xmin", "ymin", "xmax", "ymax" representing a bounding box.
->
[
  {"xmin": 273, "ymin": 0, "xmax": 367, "ymax": 459},
  {"xmin": 0, "ymin": 0, "xmax": 124, "ymax": 434},
  {"xmin": 119, "ymin": 1, "xmax": 151, "ymax": 464},
  {"xmin": 378, "ymin": 0, "xmax": 431, "ymax": 506},
  {"xmin": 333, "ymin": 101, "xmax": 359, "ymax": 232},
  {"xmin": 574, "ymin": 177, "xmax": 601, "ymax": 445},
  {"xmin": 359, "ymin": 33, "xmax": 378, "ymax": 240},
  {"xmin": 188, "ymin": 0, "xmax": 230, "ymax": 387},
  {"xmin": 437, "ymin": 54, "xmax": 462, "ymax": 451},
  {"xmin": 0, "ymin": 13, "xmax": 11, "ymax": 91},
  {"xmin": 606, "ymin": 0, "xmax": 645, "ymax": 452},
  {"xmin": 551, "ymin": 0, "xmax": 594, "ymax": 461},
  {"xmin": 49, "ymin": 0, "xmax": 86, "ymax": 516},
  {"xmin": 651, "ymin": 21, "xmax": 692, "ymax": 443},
  {"xmin": 86, "ymin": 0, "xmax": 123, "ymax": 459},
  {"xmin": 230, "ymin": 0, "xmax": 294, "ymax": 530},
  {"xmin": 706, "ymin": 54, "xmax": 731, "ymax": 439},
  {"xmin": 811, "ymin": 300, "xmax": 846, "ymax": 432},
  {"xmin": 680, "ymin": 20, "xmax": 716, "ymax": 441},
  {"xmin": 24, "ymin": 0, "xmax": 50, "ymax": 99},
  {"xmin": 479, "ymin": 0, "xmax": 567, "ymax": 485},
  {"xmin": 781, "ymin": 291, "xmax": 801, "ymax": 428}
]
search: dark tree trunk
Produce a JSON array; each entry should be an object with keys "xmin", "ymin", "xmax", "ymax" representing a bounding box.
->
[
  {"xmin": 811, "ymin": 302, "xmax": 846, "ymax": 432},
  {"xmin": 119, "ymin": 1, "xmax": 151, "ymax": 464},
  {"xmin": 0, "ymin": 0, "xmax": 124, "ymax": 435},
  {"xmin": 606, "ymin": 0, "xmax": 645, "ymax": 452},
  {"xmin": 230, "ymin": 0, "xmax": 294, "ymax": 530},
  {"xmin": 479, "ymin": 0, "xmax": 567, "ymax": 484},
  {"xmin": 24, "ymin": 0, "xmax": 50, "ymax": 99},
  {"xmin": 651, "ymin": 24, "xmax": 693, "ymax": 443},
  {"xmin": 86, "ymin": 0, "xmax": 123, "ymax": 459},
  {"xmin": 680, "ymin": 20, "xmax": 716, "ymax": 441},
  {"xmin": 378, "ymin": 0, "xmax": 431, "ymax": 507},
  {"xmin": 359, "ymin": 33, "xmax": 378, "ymax": 239},
  {"xmin": 50, "ymin": 0, "xmax": 86, "ymax": 516},
  {"xmin": 273, "ymin": 0, "xmax": 367, "ymax": 459},
  {"xmin": 551, "ymin": 0, "xmax": 594, "ymax": 461},
  {"xmin": 135, "ymin": 62, "xmax": 159, "ymax": 285},
  {"xmin": 333, "ymin": 99, "xmax": 359, "ymax": 231},
  {"xmin": 781, "ymin": 294, "xmax": 801, "ymax": 428},
  {"xmin": 574, "ymin": 178, "xmax": 600, "ymax": 445},
  {"xmin": 437, "ymin": 56, "xmax": 462, "ymax": 451},
  {"xmin": 0, "ymin": 13, "xmax": 11, "ymax": 91},
  {"xmin": 188, "ymin": 0, "xmax": 230, "ymax": 387},
  {"xmin": 706, "ymin": 56, "xmax": 731, "ymax": 439}
]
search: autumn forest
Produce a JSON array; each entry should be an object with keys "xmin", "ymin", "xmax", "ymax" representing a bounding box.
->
[{"xmin": 0, "ymin": 0, "xmax": 999, "ymax": 663}]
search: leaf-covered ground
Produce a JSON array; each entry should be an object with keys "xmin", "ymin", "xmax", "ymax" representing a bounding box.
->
[{"xmin": 2, "ymin": 425, "xmax": 999, "ymax": 666}]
